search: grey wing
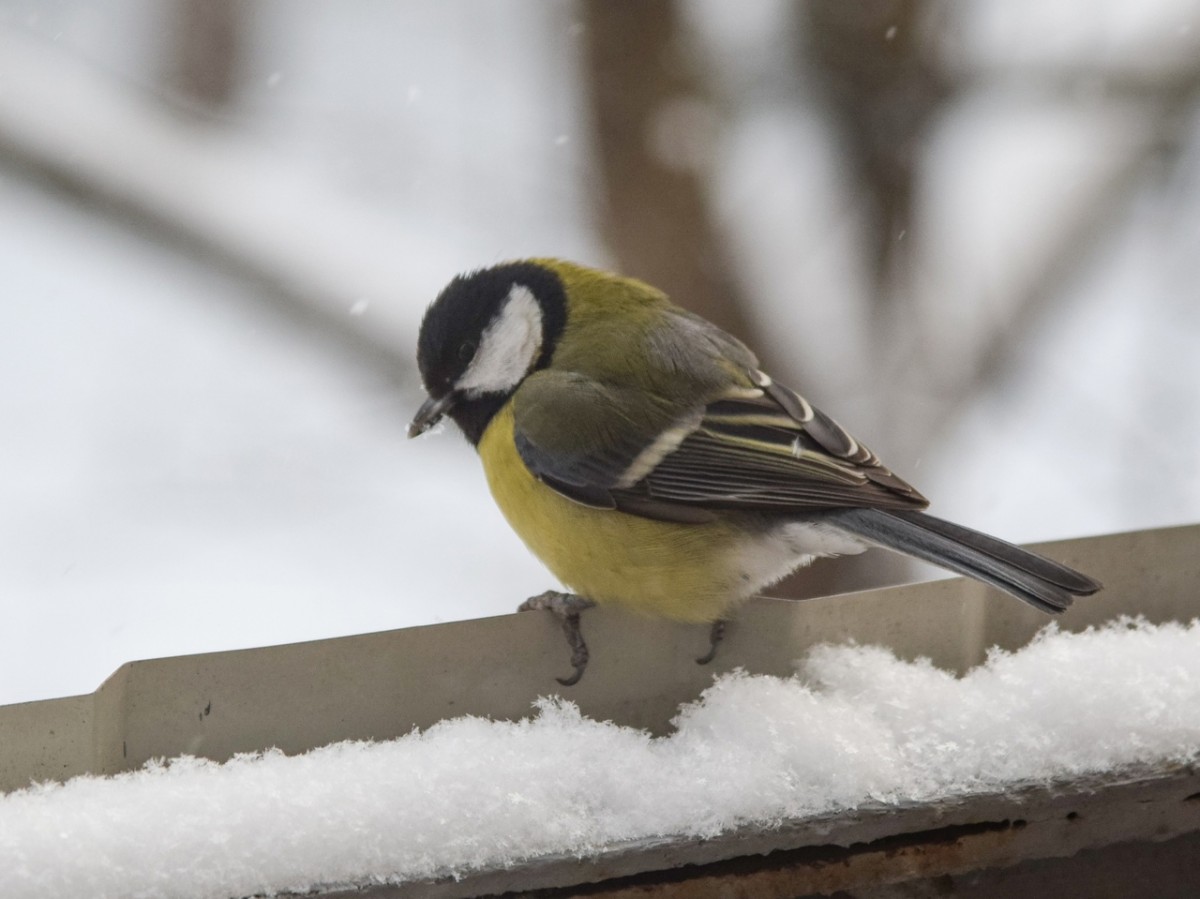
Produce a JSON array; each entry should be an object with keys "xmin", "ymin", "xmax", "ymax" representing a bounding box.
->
[
  {"xmin": 514, "ymin": 366, "xmax": 927, "ymax": 523},
  {"xmin": 511, "ymin": 369, "xmax": 700, "ymax": 512},
  {"xmin": 609, "ymin": 371, "xmax": 929, "ymax": 522},
  {"xmin": 511, "ymin": 307, "xmax": 761, "ymax": 516}
]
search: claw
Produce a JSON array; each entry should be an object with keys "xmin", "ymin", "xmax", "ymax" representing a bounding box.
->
[
  {"xmin": 555, "ymin": 612, "xmax": 588, "ymax": 687},
  {"xmin": 519, "ymin": 591, "xmax": 596, "ymax": 685},
  {"xmin": 695, "ymin": 619, "xmax": 727, "ymax": 666}
]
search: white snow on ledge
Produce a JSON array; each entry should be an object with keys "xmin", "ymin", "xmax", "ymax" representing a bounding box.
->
[{"xmin": 3, "ymin": 619, "xmax": 1199, "ymax": 899}]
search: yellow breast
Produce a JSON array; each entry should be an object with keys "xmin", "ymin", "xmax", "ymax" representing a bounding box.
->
[{"xmin": 477, "ymin": 405, "xmax": 745, "ymax": 623}]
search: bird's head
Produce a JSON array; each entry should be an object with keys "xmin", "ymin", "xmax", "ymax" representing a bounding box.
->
[{"xmin": 409, "ymin": 261, "xmax": 567, "ymax": 444}]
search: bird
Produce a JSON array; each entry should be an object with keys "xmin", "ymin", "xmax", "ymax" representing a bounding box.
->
[{"xmin": 409, "ymin": 259, "xmax": 1101, "ymax": 685}]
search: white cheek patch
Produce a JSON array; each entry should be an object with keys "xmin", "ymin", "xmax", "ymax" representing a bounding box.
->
[{"xmin": 458, "ymin": 284, "xmax": 544, "ymax": 396}]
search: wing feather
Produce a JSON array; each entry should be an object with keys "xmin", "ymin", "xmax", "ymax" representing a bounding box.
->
[{"xmin": 512, "ymin": 359, "xmax": 927, "ymax": 521}]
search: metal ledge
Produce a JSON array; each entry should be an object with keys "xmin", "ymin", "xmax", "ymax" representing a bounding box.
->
[
  {"xmin": 2, "ymin": 524, "xmax": 1195, "ymax": 792},
  {"xmin": 1, "ymin": 524, "xmax": 1197, "ymax": 896},
  {"xmin": 322, "ymin": 763, "xmax": 1198, "ymax": 898}
]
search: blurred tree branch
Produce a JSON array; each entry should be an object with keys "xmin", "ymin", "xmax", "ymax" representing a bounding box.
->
[
  {"xmin": 0, "ymin": 31, "xmax": 437, "ymax": 385},
  {"xmin": 802, "ymin": 0, "xmax": 952, "ymax": 295},
  {"xmin": 168, "ymin": 0, "xmax": 245, "ymax": 112},
  {"xmin": 916, "ymin": 65, "xmax": 1200, "ymax": 446},
  {"xmin": 769, "ymin": 0, "xmax": 954, "ymax": 598},
  {"xmin": 580, "ymin": 0, "xmax": 758, "ymax": 346},
  {"xmin": 786, "ymin": 3, "xmax": 1200, "ymax": 595}
]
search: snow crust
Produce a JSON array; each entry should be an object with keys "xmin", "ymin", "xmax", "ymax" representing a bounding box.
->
[{"xmin": 2, "ymin": 618, "xmax": 1198, "ymax": 899}]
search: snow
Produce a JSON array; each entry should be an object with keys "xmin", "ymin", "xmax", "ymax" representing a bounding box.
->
[{"xmin": 2, "ymin": 618, "xmax": 1198, "ymax": 899}]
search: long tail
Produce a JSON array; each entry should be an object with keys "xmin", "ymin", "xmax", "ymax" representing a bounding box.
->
[{"xmin": 823, "ymin": 509, "xmax": 1102, "ymax": 614}]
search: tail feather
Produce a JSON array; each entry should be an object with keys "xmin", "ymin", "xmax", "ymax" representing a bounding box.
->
[{"xmin": 824, "ymin": 509, "xmax": 1102, "ymax": 615}]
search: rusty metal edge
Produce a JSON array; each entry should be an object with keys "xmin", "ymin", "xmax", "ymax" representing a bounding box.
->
[{"xmin": 306, "ymin": 762, "xmax": 1200, "ymax": 898}]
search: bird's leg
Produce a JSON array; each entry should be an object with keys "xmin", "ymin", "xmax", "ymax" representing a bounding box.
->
[
  {"xmin": 518, "ymin": 591, "xmax": 596, "ymax": 686},
  {"xmin": 695, "ymin": 619, "xmax": 727, "ymax": 666}
]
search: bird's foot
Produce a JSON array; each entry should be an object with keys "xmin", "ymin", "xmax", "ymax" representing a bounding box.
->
[
  {"xmin": 695, "ymin": 619, "xmax": 727, "ymax": 666},
  {"xmin": 518, "ymin": 591, "xmax": 596, "ymax": 686}
]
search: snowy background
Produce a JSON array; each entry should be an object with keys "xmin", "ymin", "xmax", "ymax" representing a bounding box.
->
[{"xmin": 2, "ymin": 0, "xmax": 1200, "ymax": 707}]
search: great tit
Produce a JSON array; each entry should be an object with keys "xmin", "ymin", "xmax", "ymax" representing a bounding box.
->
[{"xmin": 410, "ymin": 259, "xmax": 1101, "ymax": 684}]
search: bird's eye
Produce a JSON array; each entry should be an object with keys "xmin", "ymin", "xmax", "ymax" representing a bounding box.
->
[{"xmin": 457, "ymin": 340, "xmax": 477, "ymax": 363}]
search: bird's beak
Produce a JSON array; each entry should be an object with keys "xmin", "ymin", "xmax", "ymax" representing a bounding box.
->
[{"xmin": 408, "ymin": 393, "xmax": 457, "ymax": 439}]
